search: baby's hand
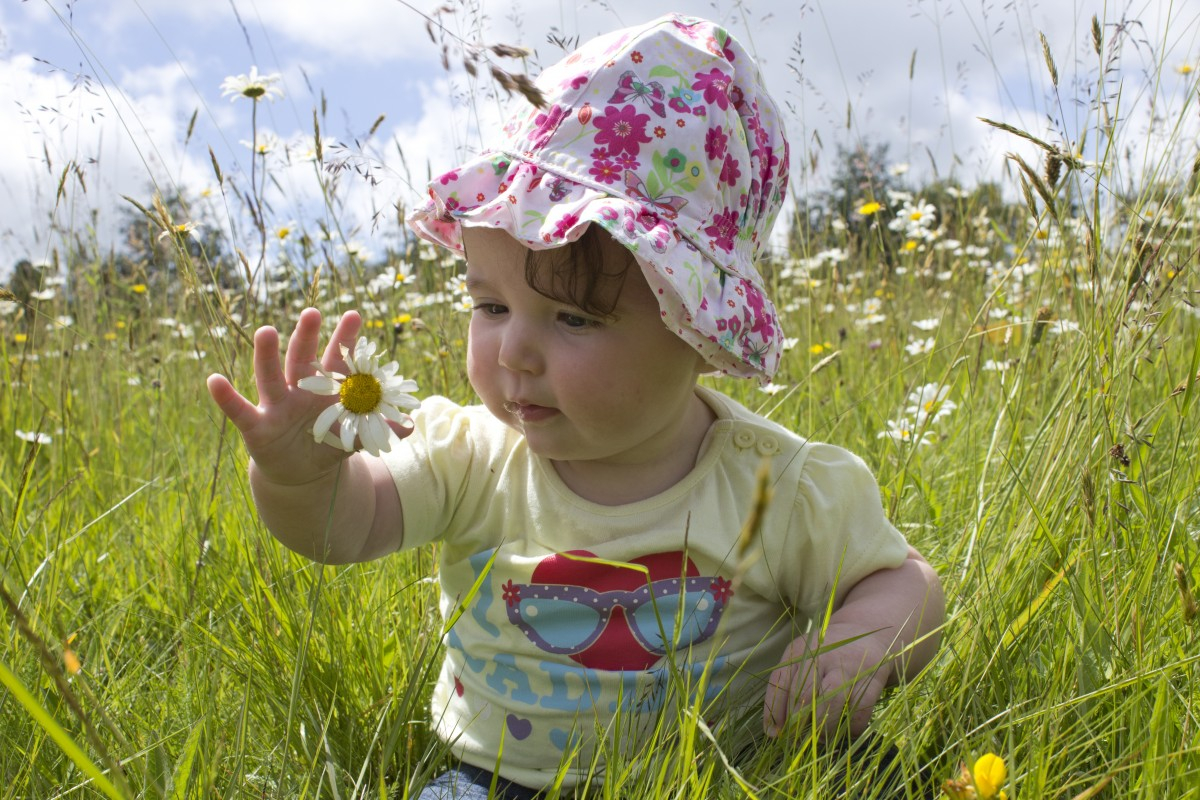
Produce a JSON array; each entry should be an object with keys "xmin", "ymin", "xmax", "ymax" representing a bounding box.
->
[
  {"xmin": 763, "ymin": 622, "xmax": 892, "ymax": 739},
  {"xmin": 207, "ymin": 308, "xmax": 398, "ymax": 486}
]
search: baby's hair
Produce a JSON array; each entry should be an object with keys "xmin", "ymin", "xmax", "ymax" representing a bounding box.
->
[{"xmin": 524, "ymin": 225, "xmax": 633, "ymax": 317}]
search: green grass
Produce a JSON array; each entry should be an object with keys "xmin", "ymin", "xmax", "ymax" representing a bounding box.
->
[{"xmin": 4, "ymin": 3, "xmax": 1200, "ymax": 798}]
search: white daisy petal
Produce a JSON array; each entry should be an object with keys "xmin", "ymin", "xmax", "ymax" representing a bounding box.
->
[
  {"xmin": 339, "ymin": 413, "xmax": 359, "ymax": 452},
  {"xmin": 378, "ymin": 403, "xmax": 409, "ymax": 425},
  {"xmin": 312, "ymin": 402, "xmax": 343, "ymax": 442},
  {"xmin": 361, "ymin": 413, "xmax": 391, "ymax": 456},
  {"xmin": 297, "ymin": 374, "xmax": 341, "ymax": 395}
]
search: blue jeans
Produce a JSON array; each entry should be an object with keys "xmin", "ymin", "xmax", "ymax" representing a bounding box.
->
[{"xmin": 415, "ymin": 764, "xmax": 542, "ymax": 800}]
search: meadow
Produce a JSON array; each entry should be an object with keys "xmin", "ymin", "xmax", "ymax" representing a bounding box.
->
[{"xmin": 3, "ymin": 5, "xmax": 1200, "ymax": 798}]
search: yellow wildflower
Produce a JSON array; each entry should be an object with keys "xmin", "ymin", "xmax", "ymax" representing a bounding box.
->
[
  {"xmin": 857, "ymin": 200, "xmax": 883, "ymax": 216},
  {"xmin": 942, "ymin": 753, "xmax": 1009, "ymax": 800},
  {"xmin": 973, "ymin": 754, "xmax": 1007, "ymax": 799},
  {"xmin": 132, "ymin": 284, "xmax": 147, "ymax": 294}
]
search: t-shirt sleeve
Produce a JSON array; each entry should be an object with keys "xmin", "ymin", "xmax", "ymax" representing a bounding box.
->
[
  {"xmin": 784, "ymin": 442, "xmax": 910, "ymax": 617},
  {"xmin": 379, "ymin": 396, "xmax": 485, "ymax": 550}
]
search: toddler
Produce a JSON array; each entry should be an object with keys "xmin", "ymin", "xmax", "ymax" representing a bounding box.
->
[{"xmin": 207, "ymin": 13, "xmax": 944, "ymax": 798}]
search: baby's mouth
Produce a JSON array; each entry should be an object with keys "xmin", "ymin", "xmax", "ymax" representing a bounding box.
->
[{"xmin": 503, "ymin": 401, "xmax": 559, "ymax": 423}]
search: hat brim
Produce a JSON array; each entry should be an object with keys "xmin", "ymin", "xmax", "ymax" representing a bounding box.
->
[{"xmin": 409, "ymin": 150, "xmax": 782, "ymax": 381}]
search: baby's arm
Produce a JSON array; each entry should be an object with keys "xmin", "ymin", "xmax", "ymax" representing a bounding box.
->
[
  {"xmin": 206, "ymin": 308, "xmax": 407, "ymax": 564},
  {"xmin": 763, "ymin": 545, "xmax": 944, "ymax": 737}
]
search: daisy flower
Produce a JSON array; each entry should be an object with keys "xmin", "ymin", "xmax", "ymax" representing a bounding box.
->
[
  {"xmin": 16, "ymin": 429, "xmax": 52, "ymax": 445},
  {"xmin": 877, "ymin": 418, "xmax": 932, "ymax": 446},
  {"xmin": 905, "ymin": 382, "xmax": 957, "ymax": 425},
  {"xmin": 905, "ymin": 336, "xmax": 936, "ymax": 356},
  {"xmin": 297, "ymin": 337, "xmax": 421, "ymax": 456},
  {"xmin": 220, "ymin": 66, "xmax": 284, "ymax": 102}
]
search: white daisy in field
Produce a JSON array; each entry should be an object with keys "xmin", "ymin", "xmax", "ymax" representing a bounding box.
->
[
  {"xmin": 220, "ymin": 66, "xmax": 284, "ymax": 102},
  {"xmin": 877, "ymin": 418, "xmax": 932, "ymax": 446},
  {"xmin": 16, "ymin": 429, "xmax": 52, "ymax": 445},
  {"xmin": 905, "ymin": 336, "xmax": 936, "ymax": 356},
  {"xmin": 297, "ymin": 337, "xmax": 420, "ymax": 456},
  {"xmin": 905, "ymin": 382, "xmax": 957, "ymax": 425}
]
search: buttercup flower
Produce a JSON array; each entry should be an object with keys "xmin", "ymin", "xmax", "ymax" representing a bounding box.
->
[
  {"xmin": 942, "ymin": 752, "xmax": 1009, "ymax": 800},
  {"xmin": 221, "ymin": 66, "xmax": 284, "ymax": 102},
  {"xmin": 297, "ymin": 337, "xmax": 421, "ymax": 456},
  {"xmin": 857, "ymin": 200, "xmax": 883, "ymax": 216}
]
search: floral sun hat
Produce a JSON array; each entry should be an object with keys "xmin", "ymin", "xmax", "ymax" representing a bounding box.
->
[{"xmin": 409, "ymin": 13, "xmax": 790, "ymax": 380}]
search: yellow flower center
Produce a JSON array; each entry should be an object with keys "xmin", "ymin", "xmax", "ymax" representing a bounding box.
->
[
  {"xmin": 339, "ymin": 372, "xmax": 383, "ymax": 415},
  {"xmin": 243, "ymin": 85, "xmax": 267, "ymax": 99}
]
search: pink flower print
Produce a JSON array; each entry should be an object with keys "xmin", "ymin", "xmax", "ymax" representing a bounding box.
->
[
  {"xmin": 668, "ymin": 86, "xmax": 702, "ymax": 115},
  {"xmin": 501, "ymin": 579, "xmax": 521, "ymax": 607},
  {"xmin": 569, "ymin": 74, "xmax": 588, "ymax": 90},
  {"xmin": 691, "ymin": 68, "xmax": 732, "ymax": 111},
  {"xmin": 530, "ymin": 104, "xmax": 569, "ymax": 150},
  {"xmin": 705, "ymin": 126, "xmax": 728, "ymax": 162},
  {"xmin": 437, "ymin": 169, "xmax": 460, "ymax": 186},
  {"xmin": 589, "ymin": 158, "xmax": 621, "ymax": 185},
  {"xmin": 719, "ymin": 154, "xmax": 742, "ymax": 187},
  {"xmin": 614, "ymin": 152, "xmax": 640, "ymax": 172},
  {"xmin": 553, "ymin": 212, "xmax": 580, "ymax": 239},
  {"xmin": 729, "ymin": 84, "xmax": 745, "ymax": 112},
  {"xmin": 593, "ymin": 105, "xmax": 652, "ymax": 158},
  {"xmin": 704, "ymin": 207, "xmax": 739, "ymax": 253},
  {"xmin": 599, "ymin": 206, "xmax": 619, "ymax": 221},
  {"xmin": 744, "ymin": 283, "xmax": 776, "ymax": 341}
]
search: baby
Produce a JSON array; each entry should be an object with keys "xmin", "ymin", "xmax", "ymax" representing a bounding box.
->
[{"xmin": 207, "ymin": 13, "xmax": 943, "ymax": 798}]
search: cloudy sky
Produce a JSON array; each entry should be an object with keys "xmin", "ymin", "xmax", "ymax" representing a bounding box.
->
[{"xmin": 2, "ymin": 0, "xmax": 1197, "ymax": 272}]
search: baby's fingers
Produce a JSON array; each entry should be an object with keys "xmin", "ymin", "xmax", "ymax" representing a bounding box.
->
[
  {"xmin": 252, "ymin": 324, "xmax": 289, "ymax": 406},
  {"xmin": 764, "ymin": 657, "xmax": 816, "ymax": 737},
  {"xmin": 283, "ymin": 308, "xmax": 326, "ymax": 385},
  {"xmin": 320, "ymin": 310, "xmax": 363, "ymax": 372},
  {"xmin": 207, "ymin": 373, "xmax": 260, "ymax": 434}
]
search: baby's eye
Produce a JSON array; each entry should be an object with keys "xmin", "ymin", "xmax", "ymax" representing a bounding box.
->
[
  {"xmin": 473, "ymin": 303, "xmax": 508, "ymax": 316},
  {"xmin": 558, "ymin": 312, "xmax": 597, "ymax": 329}
]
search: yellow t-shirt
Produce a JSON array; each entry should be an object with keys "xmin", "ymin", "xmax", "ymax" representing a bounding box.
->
[{"xmin": 383, "ymin": 386, "xmax": 908, "ymax": 788}]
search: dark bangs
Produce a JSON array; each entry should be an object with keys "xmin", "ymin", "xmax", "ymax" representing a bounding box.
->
[{"xmin": 523, "ymin": 224, "xmax": 633, "ymax": 316}]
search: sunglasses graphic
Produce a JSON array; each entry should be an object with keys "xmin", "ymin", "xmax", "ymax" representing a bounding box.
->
[{"xmin": 504, "ymin": 576, "xmax": 729, "ymax": 656}]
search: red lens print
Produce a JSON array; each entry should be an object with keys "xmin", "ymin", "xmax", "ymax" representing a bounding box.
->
[{"xmin": 503, "ymin": 550, "xmax": 733, "ymax": 671}]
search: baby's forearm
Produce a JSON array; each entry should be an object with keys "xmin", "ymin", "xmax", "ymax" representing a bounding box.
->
[
  {"xmin": 249, "ymin": 454, "xmax": 401, "ymax": 564},
  {"xmin": 829, "ymin": 546, "xmax": 945, "ymax": 683}
]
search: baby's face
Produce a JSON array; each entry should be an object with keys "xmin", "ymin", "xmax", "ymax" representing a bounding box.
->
[{"xmin": 462, "ymin": 226, "xmax": 705, "ymax": 468}]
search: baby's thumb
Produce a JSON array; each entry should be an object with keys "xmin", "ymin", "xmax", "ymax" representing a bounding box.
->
[{"xmin": 385, "ymin": 414, "xmax": 416, "ymax": 441}]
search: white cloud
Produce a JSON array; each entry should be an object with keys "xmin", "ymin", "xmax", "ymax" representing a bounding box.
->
[{"xmin": 3, "ymin": 0, "xmax": 1198, "ymax": 273}]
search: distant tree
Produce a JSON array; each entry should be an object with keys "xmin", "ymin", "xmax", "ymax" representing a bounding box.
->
[
  {"xmin": 820, "ymin": 142, "xmax": 904, "ymax": 218},
  {"xmin": 117, "ymin": 190, "xmax": 238, "ymax": 292},
  {"xmin": 7, "ymin": 259, "xmax": 40, "ymax": 305}
]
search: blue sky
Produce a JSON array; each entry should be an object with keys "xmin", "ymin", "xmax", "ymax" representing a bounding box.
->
[{"xmin": 2, "ymin": 0, "xmax": 1197, "ymax": 271}]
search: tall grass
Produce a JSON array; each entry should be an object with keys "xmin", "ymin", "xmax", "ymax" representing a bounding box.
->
[{"xmin": 3, "ymin": 3, "xmax": 1200, "ymax": 797}]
